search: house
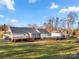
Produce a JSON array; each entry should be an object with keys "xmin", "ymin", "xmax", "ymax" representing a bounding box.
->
[
  {"xmin": 37, "ymin": 28, "xmax": 51, "ymax": 39},
  {"xmin": 3, "ymin": 25, "xmax": 68, "ymax": 41},
  {"xmin": 3, "ymin": 27, "xmax": 40, "ymax": 42}
]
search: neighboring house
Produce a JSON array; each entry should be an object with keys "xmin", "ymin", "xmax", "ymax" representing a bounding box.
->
[
  {"xmin": 51, "ymin": 30, "xmax": 69, "ymax": 40},
  {"xmin": 3, "ymin": 27, "xmax": 40, "ymax": 42},
  {"xmin": 37, "ymin": 28, "xmax": 51, "ymax": 39},
  {"xmin": 51, "ymin": 32, "xmax": 64, "ymax": 40}
]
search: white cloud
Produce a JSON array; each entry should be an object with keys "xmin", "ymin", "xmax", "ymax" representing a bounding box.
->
[
  {"xmin": 49, "ymin": 2, "xmax": 59, "ymax": 9},
  {"xmin": 10, "ymin": 19, "xmax": 18, "ymax": 23},
  {"xmin": 0, "ymin": 0, "xmax": 15, "ymax": 11},
  {"xmin": 5, "ymin": 19, "xmax": 19, "ymax": 26},
  {"xmin": 0, "ymin": 14, "xmax": 4, "ymax": 18},
  {"xmin": 28, "ymin": 0, "xmax": 37, "ymax": 4},
  {"xmin": 59, "ymin": 6, "xmax": 79, "ymax": 13},
  {"xmin": 43, "ymin": 16, "xmax": 47, "ymax": 19}
]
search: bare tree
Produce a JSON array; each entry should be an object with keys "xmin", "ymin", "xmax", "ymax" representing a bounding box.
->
[
  {"xmin": 54, "ymin": 17, "xmax": 59, "ymax": 30},
  {"xmin": 47, "ymin": 19, "xmax": 53, "ymax": 28},
  {"xmin": 42, "ymin": 17, "xmax": 55, "ymax": 32},
  {"xmin": 66, "ymin": 12, "xmax": 78, "ymax": 35},
  {"xmin": 43, "ymin": 22, "xmax": 48, "ymax": 28},
  {"xmin": 77, "ymin": 22, "xmax": 79, "ymax": 29},
  {"xmin": 67, "ymin": 12, "xmax": 77, "ymax": 30},
  {"xmin": 60, "ymin": 18, "xmax": 67, "ymax": 29}
]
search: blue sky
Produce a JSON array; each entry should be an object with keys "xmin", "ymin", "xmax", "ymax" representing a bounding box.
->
[{"xmin": 0, "ymin": 0, "xmax": 79, "ymax": 27}]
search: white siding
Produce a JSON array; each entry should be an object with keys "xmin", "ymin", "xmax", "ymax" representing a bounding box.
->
[
  {"xmin": 51, "ymin": 33, "xmax": 62, "ymax": 37},
  {"xmin": 13, "ymin": 34, "xmax": 29, "ymax": 39},
  {"xmin": 41, "ymin": 34, "xmax": 50, "ymax": 38}
]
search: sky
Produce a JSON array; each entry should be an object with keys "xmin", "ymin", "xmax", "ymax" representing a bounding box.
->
[{"xmin": 0, "ymin": 0, "xmax": 79, "ymax": 27}]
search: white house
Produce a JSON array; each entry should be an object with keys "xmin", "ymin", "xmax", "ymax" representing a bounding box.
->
[{"xmin": 3, "ymin": 27, "xmax": 40, "ymax": 42}]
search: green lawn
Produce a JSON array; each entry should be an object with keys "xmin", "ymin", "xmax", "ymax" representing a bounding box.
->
[{"xmin": 0, "ymin": 38, "xmax": 79, "ymax": 59}]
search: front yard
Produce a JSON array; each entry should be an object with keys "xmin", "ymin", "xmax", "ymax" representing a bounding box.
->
[{"xmin": 0, "ymin": 38, "xmax": 79, "ymax": 59}]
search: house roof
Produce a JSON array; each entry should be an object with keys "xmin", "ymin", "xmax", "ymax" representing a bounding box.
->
[
  {"xmin": 38, "ymin": 28, "xmax": 50, "ymax": 34},
  {"xmin": 10, "ymin": 27, "xmax": 39, "ymax": 34}
]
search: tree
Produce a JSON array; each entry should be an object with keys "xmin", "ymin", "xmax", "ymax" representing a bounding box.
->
[
  {"xmin": 67, "ymin": 12, "xmax": 77, "ymax": 30},
  {"xmin": 66, "ymin": 12, "xmax": 78, "ymax": 35},
  {"xmin": 43, "ymin": 22, "xmax": 48, "ymax": 28},
  {"xmin": 43, "ymin": 17, "xmax": 55, "ymax": 32},
  {"xmin": 47, "ymin": 18, "xmax": 53, "ymax": 28},
  {"xmin": 54, "ymin": 17, "xmax": 59, "ymax": 30},
  {"xmin": 60, "ymin": 19, "xmax": 67, "ymax": 29},
  {"xmin": 78, "ymin": 22, "xmax": 79, "ymax": 29},
  {"xmin": 2, "ymin": 24, "xmax": 8, "ymax": 31}
]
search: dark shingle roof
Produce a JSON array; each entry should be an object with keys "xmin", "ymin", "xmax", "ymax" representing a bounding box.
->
[
  {"xmin": 10, "ymin": 27, "xmax": 39, "ymax": 34},
  {"xmin": 38, "ymin": 28, "xmax": 50, "ymax": 34}
]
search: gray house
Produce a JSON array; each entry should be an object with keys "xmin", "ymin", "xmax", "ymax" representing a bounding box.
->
[{"xmin": 3, "ymin": 27, "xmax": 40, "ymax": 42}]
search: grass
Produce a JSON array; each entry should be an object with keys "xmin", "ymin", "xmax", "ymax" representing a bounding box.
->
[{"xmin": 0, "ymin": 38, "xmax": 79, "ymax": 59}]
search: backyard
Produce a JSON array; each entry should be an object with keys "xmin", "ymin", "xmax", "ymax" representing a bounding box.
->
[{"xmin": 0, "ymin": 38, "xmax": 79, "ymax": 59}]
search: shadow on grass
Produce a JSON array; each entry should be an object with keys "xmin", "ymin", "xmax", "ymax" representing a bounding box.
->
[
  {"xmin": 0, "ymin": 44, "xmax": 77, "ymax": 59},
  {"xmin": 0, "ymin": 39, "xmax": 79, "ymax": 59},
  {"xmin": 35, "ymin": 54, "xmax": 79, "ymax": 59}
]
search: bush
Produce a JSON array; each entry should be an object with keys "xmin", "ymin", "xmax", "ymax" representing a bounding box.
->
[
  {"xmin": 0, "ymin": 34, "xmax": 3, "ymax": 39},
  {"xmin": 75, "ymin": 39, "xmax": 79, "ymax": 43}
]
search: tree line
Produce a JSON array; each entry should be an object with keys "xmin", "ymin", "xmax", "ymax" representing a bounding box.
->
[
  {"xmin": 28, "ymin": 11, "xmax": 78, "ymax": 35},
  {"xmin": 0, "ymin": 11, "xmax": 78, "ymax": 35}
]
